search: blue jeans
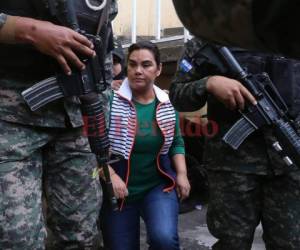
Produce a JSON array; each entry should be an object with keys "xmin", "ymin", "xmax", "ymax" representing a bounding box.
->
[{"xmin": 101, "ymin": 184, "xmax": 180, "ymax": 250}]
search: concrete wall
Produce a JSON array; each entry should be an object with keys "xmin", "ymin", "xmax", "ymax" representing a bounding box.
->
[{"xmin": 112, "ymin": 0, "xmax": 182, "ymax": 37}]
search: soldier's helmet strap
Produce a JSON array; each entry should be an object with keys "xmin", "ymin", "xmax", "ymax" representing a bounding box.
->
[{"xmin": 85, "ymin": 0, "xmax": 107, "ymax": 11}]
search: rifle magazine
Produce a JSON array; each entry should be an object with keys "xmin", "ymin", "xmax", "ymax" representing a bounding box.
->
[
  {"xmin": 223, "ymin": 117, "xmax": 257, "ymax": 149},
  {"xmin": 21, "ymin": 76, "xmax": 64, "ymax": 111}
]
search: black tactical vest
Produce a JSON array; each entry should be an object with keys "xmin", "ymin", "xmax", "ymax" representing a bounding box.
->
[
  {"xmin": 232, "ymin": 50, "xmax": 300, "ymax": 119},
  {"xmin": 0, "ymin": 0, "xmax": 107, "ymax": 79},
  {"xmin": 194, "ymin": 45, "xmax": 300, "ymax": 124}
]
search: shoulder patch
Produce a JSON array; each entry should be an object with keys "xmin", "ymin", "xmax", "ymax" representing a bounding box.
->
[{"xmin": 179, "ymin": 59, "xmax": 193, "ymax": 73}]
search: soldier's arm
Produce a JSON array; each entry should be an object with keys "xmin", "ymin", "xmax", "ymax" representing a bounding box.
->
[
  {"xmin": 0, "ymin": 13, "xmax": 95, "ymax": 75},
  {"xmin": 169, "ymin": 40, "xmax": 209, "ymax": 112},
  {"xmin": 170, "ymin": 74, "xmax": 208, "ymax": 112}
]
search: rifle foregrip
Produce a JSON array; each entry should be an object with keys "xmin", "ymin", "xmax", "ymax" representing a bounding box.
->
[
  {"xmin": 80, "ymin": 94, "xmax": 109, "ymax": 156},
  {"xmin": 80, "ymin": 93, "xmax": 118, "ymax": 210},
  {"xmin": 223, "ymin": 117, "xmax": 257, "ymax": 149}
]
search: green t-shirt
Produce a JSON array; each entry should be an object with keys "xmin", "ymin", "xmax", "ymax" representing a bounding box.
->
[{"xmin": 126, "ymin": 98, "xmax": 185, "ymax": 203}]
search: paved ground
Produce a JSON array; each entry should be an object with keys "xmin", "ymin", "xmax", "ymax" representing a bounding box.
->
[{"xmin": 140, "ymin": 205, "xmax": 265, "ymax": 250}]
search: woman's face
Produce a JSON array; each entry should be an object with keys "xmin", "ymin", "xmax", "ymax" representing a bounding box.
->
[{"xmin": 127, "ymin": 49, "xmax": 161, "ymax": 91}]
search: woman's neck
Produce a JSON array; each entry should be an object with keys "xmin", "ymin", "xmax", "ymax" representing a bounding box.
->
[{"xmin": 132, "ymin": 88, "xmax": 155, "ymax": 104}]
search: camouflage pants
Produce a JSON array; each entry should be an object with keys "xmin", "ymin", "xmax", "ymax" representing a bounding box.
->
[
  {"xmin": 0, "ymin": 120, "xmax": 102, "ymax": 250},
  {"xmin": 207, "ymin": 170, "xmax": 300, "ymax": 250}
]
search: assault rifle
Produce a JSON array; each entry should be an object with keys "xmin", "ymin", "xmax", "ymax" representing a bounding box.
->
[
  {"xmin": 22, "ymin": 0, "xmax": 119, "ymax": 210},
  {"xmin": 200, "ymin": 44, "xmax": 300, "ymax": 167}
]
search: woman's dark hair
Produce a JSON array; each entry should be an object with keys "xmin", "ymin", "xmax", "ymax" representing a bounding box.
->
[{"xmin": 127, "ymin": 41, "xmax": 161, "ymax": 66}]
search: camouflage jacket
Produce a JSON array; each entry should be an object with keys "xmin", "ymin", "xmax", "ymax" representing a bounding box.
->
[
  {"xmin": 0, "ymin": 0, "xmax": 117, "ymax": 128},
  {"xmin": 172, "ymin": 0, "xmax": 300, "ymax": 59},
  {"xmin": 170, "ymin": 38, "xmax": 300, "ymax": 175}
]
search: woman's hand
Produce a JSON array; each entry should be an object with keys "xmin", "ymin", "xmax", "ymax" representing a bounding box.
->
[
  {"xmin": 176, "ymin": 172, "xmax": 191, "ymax": 201},
  {"xmin": 172, "ymin": 154, "xmax": 190, "ymax": 201},
  {"xmin": 111, "ymin": 173, "xmax": 129, "ymax": 199}
]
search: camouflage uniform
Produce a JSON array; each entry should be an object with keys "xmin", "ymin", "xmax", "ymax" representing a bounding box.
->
[
  {"xmin": 0, "ymin": 1, "xmax": 117, "ymax": 249},
  {"xmin": 172, "ymin": 0, "xmax": 300, "ymax": 59},
  {"xmin": 170, "ymin": 38, "xmax": 300, "ymax": 250}
]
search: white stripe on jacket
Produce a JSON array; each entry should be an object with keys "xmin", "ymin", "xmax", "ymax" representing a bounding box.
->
[{"xmin": 109, "ymin": 78, "xmax": 176, "ymax": 160}]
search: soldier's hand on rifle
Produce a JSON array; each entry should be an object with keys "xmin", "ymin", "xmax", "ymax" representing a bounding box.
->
[
  {"xmin": 14, "ymin": 16, "xmax": 95, "ymax": 75},
  {"xmin": 206, "ymin": 75, "xmax": 257, "ymax": 110}
]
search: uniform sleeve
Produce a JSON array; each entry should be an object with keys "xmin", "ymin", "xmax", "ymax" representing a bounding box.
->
[
  {"xmin": 169, "ymin": 39, "xmax": 209, "ymax": 112},
  {"xmin": 169, "ymin": 111, "xmax": 185, "ymax": 156}
]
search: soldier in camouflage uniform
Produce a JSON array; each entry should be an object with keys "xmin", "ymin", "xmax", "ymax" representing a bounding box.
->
[
  {"xmin": 169, "ymin": 38, "xmax": 300, "ymax": 250},
  {"xmin": 172, "ymin": 0, "xmax": 300, "ymax": 59},
  {"xmin": 0, "ymin": 1, "xmax": 117, "ymax": 249}
]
